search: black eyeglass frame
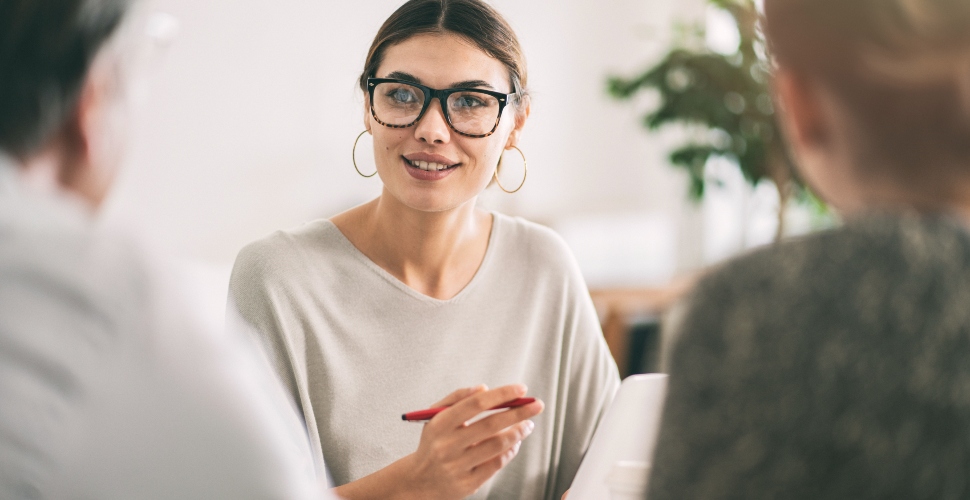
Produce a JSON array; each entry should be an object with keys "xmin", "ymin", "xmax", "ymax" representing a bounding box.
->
[{"xmin": 366, "ymin": 77, "xmax": 514, "ymax": 138}]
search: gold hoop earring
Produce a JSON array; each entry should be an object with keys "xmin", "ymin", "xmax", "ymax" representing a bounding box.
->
[
  {"xmin": 493, "ymin": 146, "xmax": 527, "ymax": 193},
  {"xmin": 353, "ymin": 130, "xmax": 377, "ymax": 178}
]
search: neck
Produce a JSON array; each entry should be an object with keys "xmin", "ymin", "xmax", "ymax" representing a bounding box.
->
[
  {"xmin": 346, "ymin": 189, "xmax": 492, "ymax": 299},
  {"xmin": 838, "ymin": 169, "xmax": 970, "ymax": 226},
  {"xmin": 19, "ymin": 150, "xmax": 63, "ymax": 195},
  {"xmin": 8, "ymin": 137, "xmax": 99, "ymax": 212}
]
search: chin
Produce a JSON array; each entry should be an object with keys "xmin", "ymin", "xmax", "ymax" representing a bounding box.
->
[
  {"xmin": 394, "ymin": 189, "xmax": 471, "ymax": 214},
  {"xmin": 403, "ymin": 198, "xmax": 463, "ymax": 214}
]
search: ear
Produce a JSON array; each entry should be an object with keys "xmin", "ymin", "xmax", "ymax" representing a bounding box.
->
[
  {"xmin": 57, "ymin": 71, "xmax": 100, "ymax": 190},
  {"xmin": 774, "ymin": 68, "xmax": 858, "ymax": 215},
  {"xmin": 773, "ymin": 69, "xmax": 828, "ymax": 153},
  {"xmin": 362, "ymin": 93, "xmax": 373, "ymax": 133},
  {"xmin": 505, "ymin": 99, "xmax": 531, "ymax": 150},
  {"xmin": 58, "ymin": 59, "xmax": 121, "ymax": 208}
]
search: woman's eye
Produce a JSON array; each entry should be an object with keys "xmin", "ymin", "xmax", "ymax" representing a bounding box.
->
[
  {"xmin": 388, "ymin": 88, "xmax": 417, "ymax": 104},
  {"xmin": 454, "ymin": 95, "xmax": 486, "ymax": 108}
]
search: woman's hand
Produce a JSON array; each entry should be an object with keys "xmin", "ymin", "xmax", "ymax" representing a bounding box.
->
[
  {"xmin": 333, "ymin": 384, "xmax": 544, "ymax": 500},
  {"xmin": 405, "ymin": 384, "xmax": 544, "ymax": 498}
]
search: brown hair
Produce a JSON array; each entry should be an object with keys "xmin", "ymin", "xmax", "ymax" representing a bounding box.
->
[
  {"xmin": 764, "ymin": 0, "xmax": 970, "ymax": 169},
  {"xmin": 359, "ymin": 0, "xmax": 529, "ymax": 115}
]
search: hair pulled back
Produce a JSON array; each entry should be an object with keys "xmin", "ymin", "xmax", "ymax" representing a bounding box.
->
[{"xmin": 359, "ymin": 0, "xmax": 529, "ymax": 114}]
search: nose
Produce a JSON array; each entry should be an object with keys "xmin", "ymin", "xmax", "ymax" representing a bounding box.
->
[{"xmin": 414, "ymin": 98, "xmax": 451, "ymax": 144}]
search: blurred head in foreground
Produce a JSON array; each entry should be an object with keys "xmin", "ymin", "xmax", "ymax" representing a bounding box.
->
[
  {"xmin": 646, "ymin": 2, "xmax": 970, "ymax": 499},
  {"xmin": 0, "ymin": 2, "xmax": 330, "ymax": 498},
  {"xmin": 766, "ymin": 0, "xmax": 970, "ymax": 216},
  {"xmin": 0, "ymin": 0, "xmax": 134, "ymax": 208}
]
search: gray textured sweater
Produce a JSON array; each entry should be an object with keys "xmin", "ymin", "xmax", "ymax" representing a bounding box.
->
[
  {"xmin": 229, "ymin": 212, "xmax": 620, "ymax": 500},
  {"xmin": 649, "ymin": 214, "xmax": 970, "ymax": 499}
]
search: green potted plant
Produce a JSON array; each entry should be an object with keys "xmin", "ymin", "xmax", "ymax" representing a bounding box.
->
[{"xmin": 607, "ymin": 0, "xmax": 822, "ymax": 239}]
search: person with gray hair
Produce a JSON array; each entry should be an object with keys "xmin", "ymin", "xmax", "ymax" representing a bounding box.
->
[
  {"xmin": 647, "ymin": 0, "xmax": 970, "ymax": 498},
  {"xmin": 0, "ymin": 0, "xmax": 335, "ymax": 497}
]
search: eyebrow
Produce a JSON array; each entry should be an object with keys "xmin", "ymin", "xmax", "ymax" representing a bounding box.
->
[{"xmin": 383, "ymin": 71, "xmax": 499, "ymax": 91}]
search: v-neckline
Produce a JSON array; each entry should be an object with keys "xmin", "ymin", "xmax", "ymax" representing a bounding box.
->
[{"xmin": 323, "ymin": 212, "xmax": 501, "ymax": 305}]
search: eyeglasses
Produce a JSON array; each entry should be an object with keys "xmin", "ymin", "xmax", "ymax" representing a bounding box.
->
[{"xmin": 367, "ymin": 77, "xmax": 514, "ymax": 138}]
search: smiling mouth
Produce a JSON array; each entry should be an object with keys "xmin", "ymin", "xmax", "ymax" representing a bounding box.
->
[{"xmin": 404, "ymin": 157, "xmax": 459, "ymax": 172}]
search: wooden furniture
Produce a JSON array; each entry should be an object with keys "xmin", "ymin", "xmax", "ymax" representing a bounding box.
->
[{"xmin": 590, "ymin": 275, "xmax": 697, "ymax": 376}]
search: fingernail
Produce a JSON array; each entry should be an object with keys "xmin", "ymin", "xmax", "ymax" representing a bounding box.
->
[
  {"xmin": 520, "ymin": 384, "xmax": 528, "ymax": 394},
  {"xmin": 526, "ymin": 420, "xmax": 535, "ymax": 433}
]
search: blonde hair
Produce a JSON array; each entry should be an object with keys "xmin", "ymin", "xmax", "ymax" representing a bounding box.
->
[
  {"xmin": 765, "ymin": 0, "xmax": 970, "ymax": 168},
  {"xmin": 864, "ymin": 0, "xmax": 970, "ymax": 114}
]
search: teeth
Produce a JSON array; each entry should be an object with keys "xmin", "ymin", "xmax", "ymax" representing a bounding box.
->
[{"xmin": 408, "ymin": 159, "xmax": 451, "ymax": 171}]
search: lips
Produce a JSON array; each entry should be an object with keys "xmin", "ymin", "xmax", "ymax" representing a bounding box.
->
[
  {"xmin": 403, "ymin": 152, "xmax": 459, "ymax": 172},
  {"xmin": 405, "ymin": 158, "xmax": 456, "ymax": 171},
  {"xmin": 401, "ymin": 155, "xmax": 458, "ymax": 181}
]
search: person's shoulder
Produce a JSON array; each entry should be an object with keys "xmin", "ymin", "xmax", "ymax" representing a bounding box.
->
[
  {"xmin": 493, "ymin": 212, "xmax": 576, "ymax": 268},
  {"xmin": 848, "ymin": 212, "xmax": 970, "ymax": 263},
  {"xmin": 0, "ymin": 204, "xmax": 154, "ymax": 323},
  {"xmin": 708, "ymin": 213, "xmax": 970, "ymax": 285},
  {"xmin": 0, "ymin": 199, "xmax": 171, "ymax": 388},
  {"xmin": 233, "ymin": 219, "xmax": 341, "ymax": 279},
  {"xmin": 688, "ymin": 213, "xmax": 970, "ymax": 323},
  {"xmin": 689, "ymin": 221, "xmax": 847, "ymax": 305}
]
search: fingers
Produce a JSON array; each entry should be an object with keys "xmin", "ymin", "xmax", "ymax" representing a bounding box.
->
[
  {"xmin": 460, "ymin": 419, "xmax": 535, "ymax": 469},
  {"xmin": 410, "ymin": 385, "xmax": 541, "ymax": 498},
  {"xmin": 434, "ymin": 384, "xmax": 528, "ymax": 430},
  {"xmin": 460, "ymin": 399, "xmax": 543, "ymax": 444},
  {"xmin": 430, "ymin": 385, "xmax": 488, "ymax": 409},
  {"xmin": 467, "ymin": 438, "xmax": 523, "ymax": 486}
]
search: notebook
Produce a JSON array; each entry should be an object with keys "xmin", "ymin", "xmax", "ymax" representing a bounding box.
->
[{"xmin": 567, "ymin": 373, "xmax": 668, "ymax": 499}]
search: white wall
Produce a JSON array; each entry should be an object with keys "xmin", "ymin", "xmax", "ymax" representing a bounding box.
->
[{"xmin": 105, "ymin": 0, "xmax": 708, "ymax": 284}]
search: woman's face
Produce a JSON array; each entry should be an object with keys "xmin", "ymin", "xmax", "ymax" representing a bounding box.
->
[{"xmin": 366, "ymin": 33, "xmax": 526, "ymax": 213}]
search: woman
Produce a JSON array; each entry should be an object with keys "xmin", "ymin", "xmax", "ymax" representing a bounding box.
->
[
  {"xmin": 647, "ymin": 0, "xmax": 970, "ymax": 498},
  {"xmin": 228, "ymin": 1, "xmax": 620, "ymax": 499}
]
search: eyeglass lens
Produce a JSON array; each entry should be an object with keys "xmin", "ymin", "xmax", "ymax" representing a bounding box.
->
[{"xmin": 372, "ymin": 82, "xmax": 500, "ymax": 136}]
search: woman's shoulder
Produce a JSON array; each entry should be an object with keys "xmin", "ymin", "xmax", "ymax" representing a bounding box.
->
[
  {"xmin": 492, "ymin": 212, "xmax": 574, "ymax": 261},
  {"xmin": 232, "ymin": 219, "xmax": 347, "ymax": 280},
  {"xmin": 491, "ymin": 212, "xmax": 583, "ymax": 279}
]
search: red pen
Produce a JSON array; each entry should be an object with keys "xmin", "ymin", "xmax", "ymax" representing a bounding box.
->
[{"xmin": 402, "ymin": 397, "xmax": 536, "ymax": 422}]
